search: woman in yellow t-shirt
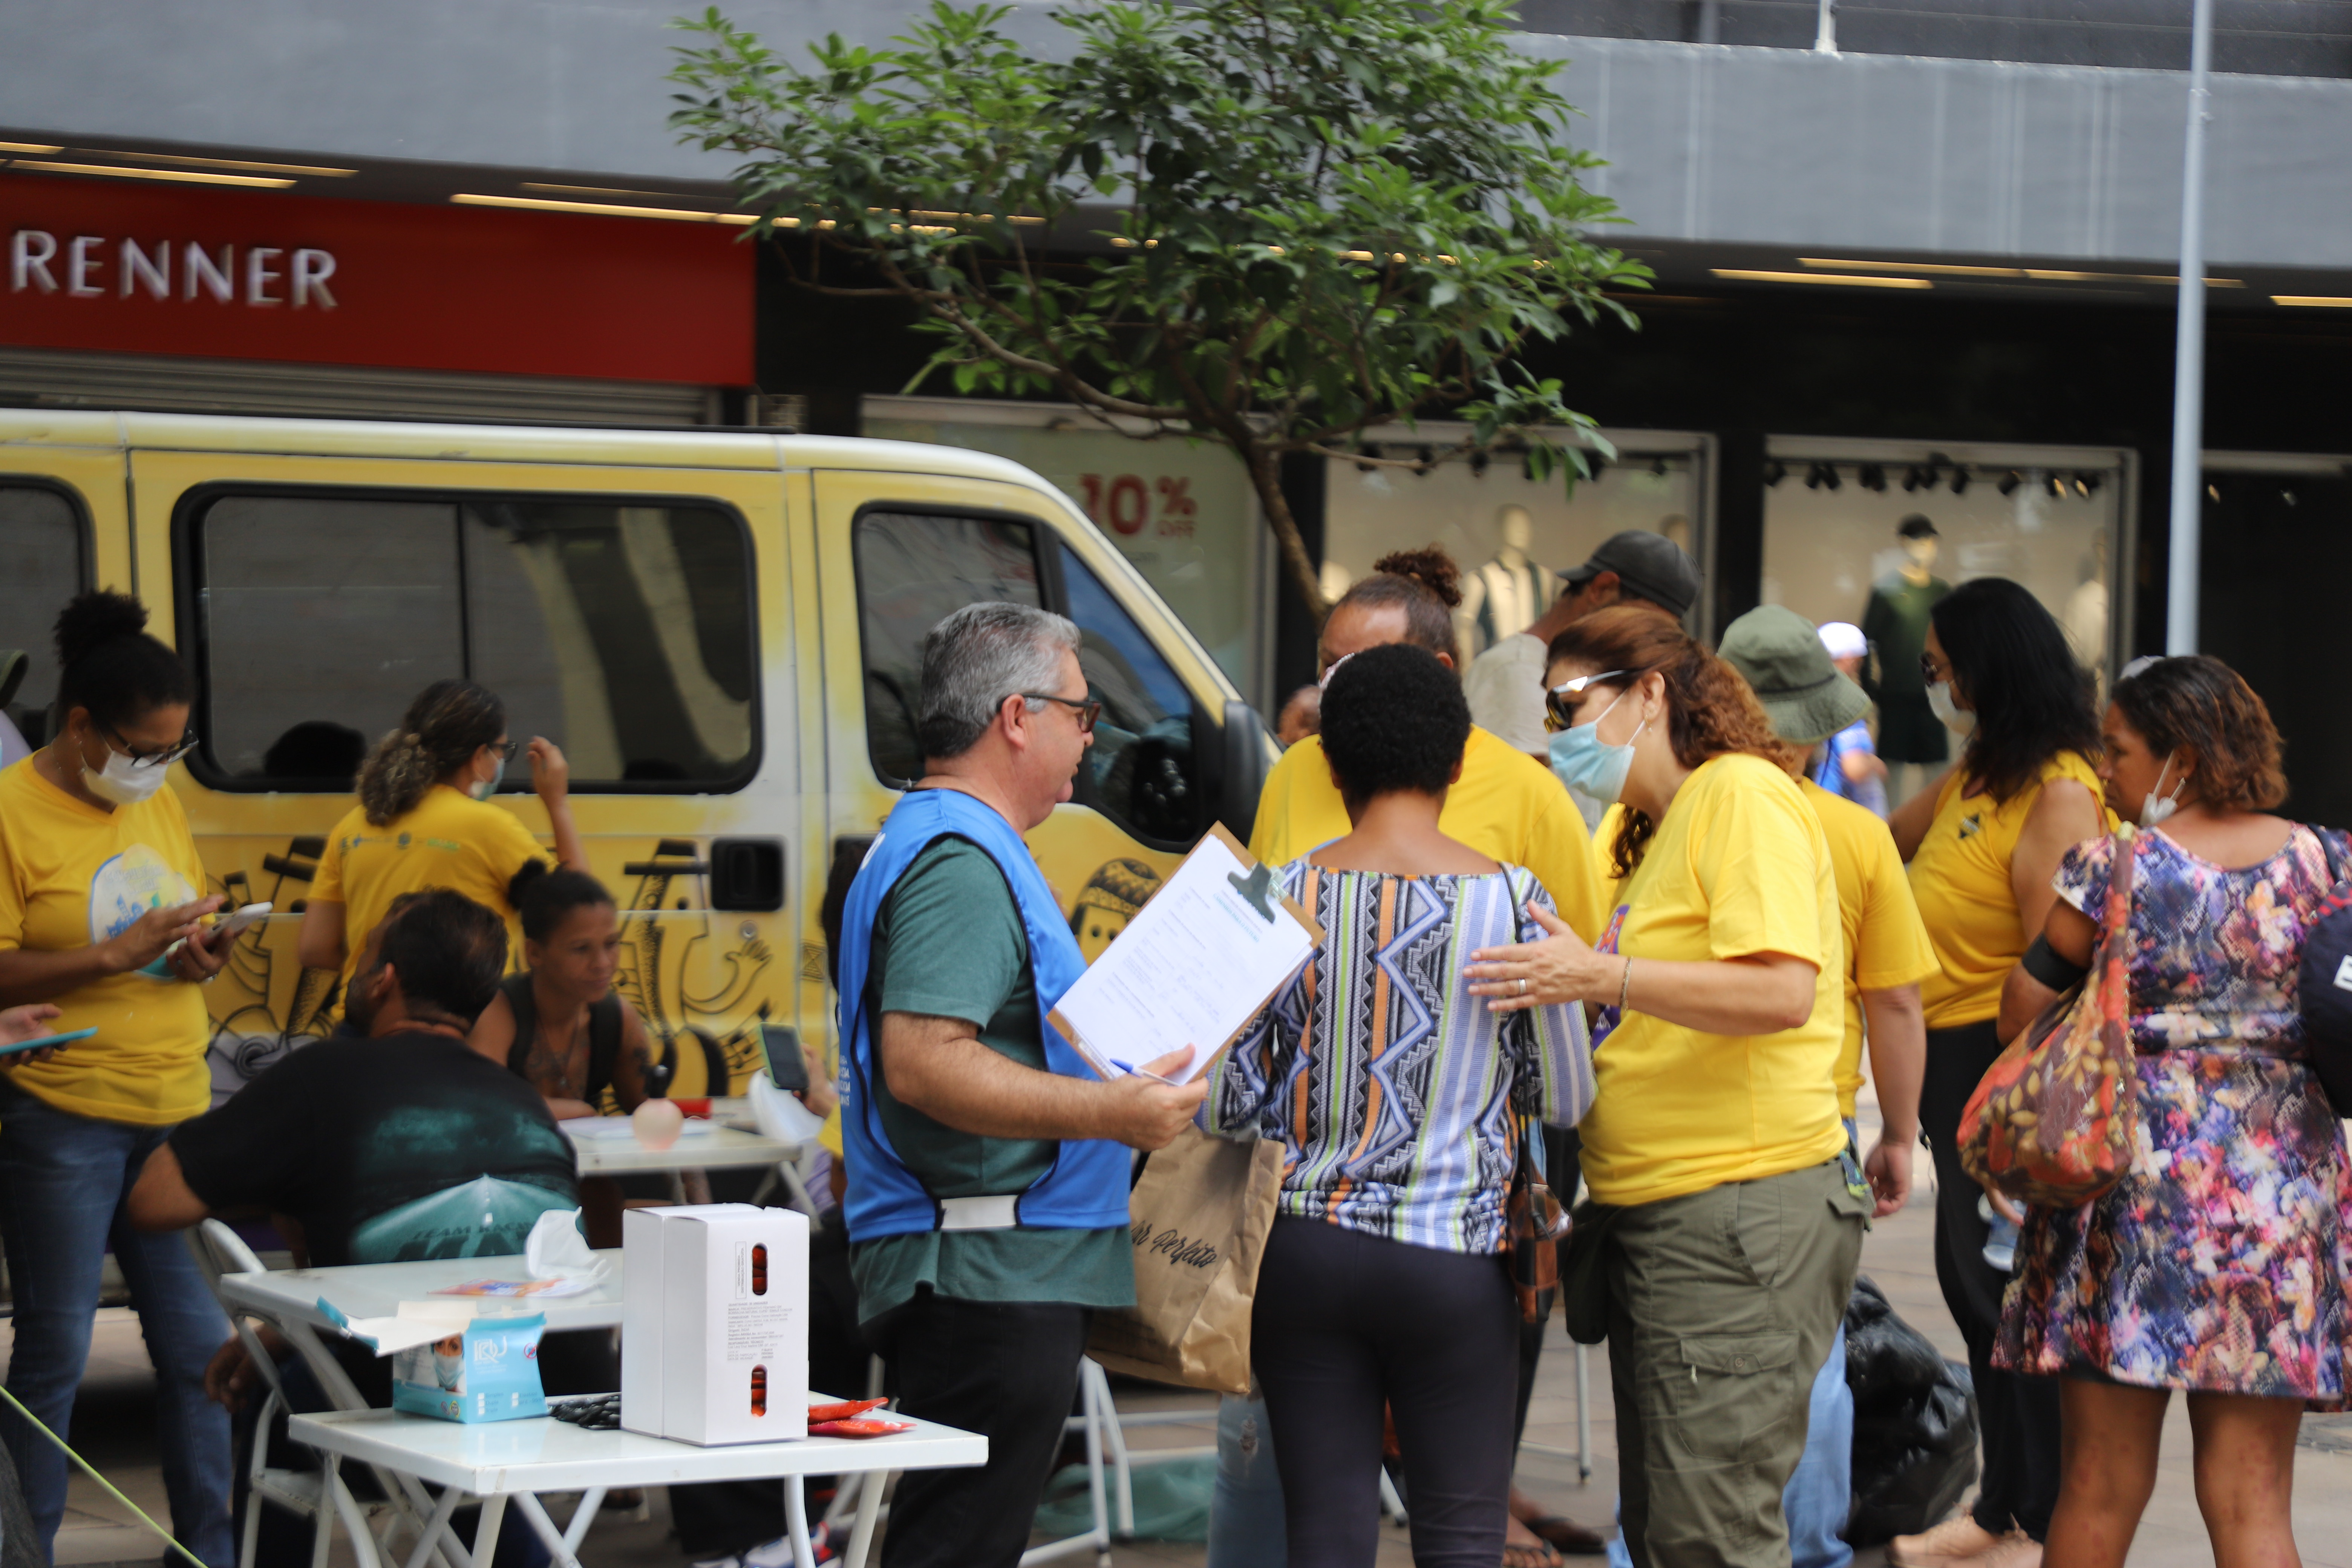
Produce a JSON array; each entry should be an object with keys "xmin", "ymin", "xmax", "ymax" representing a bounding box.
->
[
  {"xmin": 299, "ymin": 679, "xmax": 586, "ymax": 1020},
  {"xmin": 1883, "ymin": 576, "xmax": 2104, "ymax": 1565},
  {"xmin": 1463, "ymin": 606, "xmax": 1866, "ymax": 1568},
  {"xmin": 0, "ymin": 592, "xmax": 240, "ymax": 1566}
]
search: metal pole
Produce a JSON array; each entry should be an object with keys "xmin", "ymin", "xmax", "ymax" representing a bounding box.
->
[
  {"xmin": 1813, "ymin": 0, "xmax": 1838, "ymax": 55},
  {"xmin": 2165, "ymin": 0, "xmax": 2215, "ymax": 655}
]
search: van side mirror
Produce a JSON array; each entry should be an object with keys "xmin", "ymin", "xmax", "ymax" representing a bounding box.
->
[{"xmin": 1216, "ymin": 699, "xmax": 1274, "ymax": 845}]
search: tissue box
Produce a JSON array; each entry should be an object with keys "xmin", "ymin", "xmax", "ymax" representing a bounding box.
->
[
  {"xmin": 390, "ymin": 1311, "xmax": 547, "ymax": 1424},
  {"xmin": 622, "ymin": 1204, "xmax": 807, "ymax": 1445}
]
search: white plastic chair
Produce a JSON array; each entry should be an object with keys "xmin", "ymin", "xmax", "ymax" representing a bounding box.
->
[{"xmin": 185, "ymin": 1221, "xmax": 390, "ymax": 1568}]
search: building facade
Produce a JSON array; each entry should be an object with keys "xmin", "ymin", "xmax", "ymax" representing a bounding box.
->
[{"xmin": 9, "ymin": 0, "xmax": 2352, "ymax": 814}]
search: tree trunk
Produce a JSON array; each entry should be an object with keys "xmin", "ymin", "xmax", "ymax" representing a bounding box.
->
[{"xmin": 1243, "ymin": 444, "xmax": 1329, "ymax": 626}]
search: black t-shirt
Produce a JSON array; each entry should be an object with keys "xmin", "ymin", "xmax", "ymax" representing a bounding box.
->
[{"xmin": 171, "ymin": 1031, "xmax": 579, "ymax": 1267}]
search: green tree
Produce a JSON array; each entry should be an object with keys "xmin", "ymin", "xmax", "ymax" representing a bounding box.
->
[{"xmin": 670, "ymin": 0, "xmax": 1647, "ymax": 618}]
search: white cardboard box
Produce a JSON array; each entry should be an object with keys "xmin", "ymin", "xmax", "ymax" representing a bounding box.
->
[{"xmin": 622, "ymin": 1204, "xmax": 808, "ymax": 1446}]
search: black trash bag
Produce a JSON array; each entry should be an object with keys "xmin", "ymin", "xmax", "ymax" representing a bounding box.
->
[{"xmin": 1844, "ymin": 1276, "xmax": 1980, "ymax": 1547}]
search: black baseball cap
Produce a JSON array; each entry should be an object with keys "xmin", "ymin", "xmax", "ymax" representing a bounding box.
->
[
  {"xmin": 1564, "ymin": 530, "xmax": 1702, "ymax": 618},
  {"xmin": 1897, "ymin": 514, "xmax": 1939, "ymax": 540}
]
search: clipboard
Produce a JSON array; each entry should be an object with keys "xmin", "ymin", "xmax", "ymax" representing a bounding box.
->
[{"xmin": 1049, "ymin": 823, "xmax": 1323, "ymax": 1084}]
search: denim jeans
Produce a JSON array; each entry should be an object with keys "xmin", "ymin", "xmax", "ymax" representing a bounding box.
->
[
  {"xmin": 0, "ymin": 1085, "xmax": 234, "ymax": 1566},
  {"xmin": 1206, "ymin": 1393, "xmax": 1287, "ymax": 1568},
  {"xmin": 1782, "ymin": 1331, "xmax": 1853, "ymax": 1568}
]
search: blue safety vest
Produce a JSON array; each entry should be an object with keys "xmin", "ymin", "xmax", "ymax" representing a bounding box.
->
[{"xmin": 835, "ymin": 787, "xmax": 1131, "ymax": 1242}]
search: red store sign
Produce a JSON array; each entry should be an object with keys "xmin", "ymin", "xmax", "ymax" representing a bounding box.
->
[{"xmin": 0, "ymin": 171, "xmax": 753, "ymax": 384}]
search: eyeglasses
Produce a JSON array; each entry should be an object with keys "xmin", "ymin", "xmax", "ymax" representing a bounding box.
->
[
  {"xmin": 1544, "ymin": 670, "xmax": 1629, "ymax": 733},
  {"xmin": 100, "ymin": 721, "xmax": 199, "ymax": 769},
  {"xmin": 489, "ymin": 740, "xmax": 522, "ymax": 760},
  {"xmin": 1021, "ymin": 693, "xmax": 1102, "ymax": 734},
  {"xmin": 1918, "ymin": 654, "xmax": 1949, "ymax": 685}
]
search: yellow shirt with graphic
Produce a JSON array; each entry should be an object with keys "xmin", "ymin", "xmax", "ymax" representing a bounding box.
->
[
  {"xmin": 1250, "ymin": 725, "xmax": 1607, "ymax": 942},
  {"xmin": 1577, "ymin": 753, "xmax": 1847, "ymax": 1208},
  {"xmin": 0, "ymin": 760, "xmax": 213, "ymax": 1125},
  {"xmin": 313, "ymin": 786, "xmax": 550, "ymax": 1005},
  {"xmin": 1908, "ymin": 752, "xmax": 2105, "ymax": 1029},
  {"xmin": 1800, "ymin": 779, "xmax": 1939, "ymax": 1118}
]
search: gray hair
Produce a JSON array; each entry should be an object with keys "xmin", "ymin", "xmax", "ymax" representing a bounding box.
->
[{"xmin": 917, "ymin": 602, "xmax": 1084, "ymax": 761}]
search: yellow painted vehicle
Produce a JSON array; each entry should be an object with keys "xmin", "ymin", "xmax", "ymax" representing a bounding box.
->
[{"xmin": 0, "ymin": 411, "xmax": 1272, "ymax": 1102}]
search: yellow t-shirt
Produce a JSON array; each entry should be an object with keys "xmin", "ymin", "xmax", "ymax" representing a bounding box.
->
[
  {"xmin": 1577, "ymin": 753, "xmax": 1847, "ymax": 1208},
  {"xmin": 1249, "ymin": 725, "xmax": 1606, "ymax": 942},
  {"xmin": 312, "ymin": 786, "xmax": 551, "ymax": 1003},
  {"xmin": 1800, "ymin": 779, "xmax": 1939, "ymax": 1119},
  {"xmin": 1908, "ymin": 752, "xmax": 2105, "ymax": 1029},
  {"xmin": 0, "ymin": 760, "xmax": 213, "ymax": 1125}
]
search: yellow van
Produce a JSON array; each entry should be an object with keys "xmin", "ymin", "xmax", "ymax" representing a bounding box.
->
[{"xmin": 0, "ymin": 410, "xmax": 1272, "ymax": 1101}]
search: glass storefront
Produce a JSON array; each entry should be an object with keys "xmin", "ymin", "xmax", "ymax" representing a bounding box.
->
[
  {"xmin": 863, "ymin": 397, "xmax": 1273, "ymax": 708},
  {"xmin": 1318, "ymin": 427, "xmax": 1712, "ymax": 662},
  {"xmin": 1760, "ymin": 438, "xmax": 2130, "ymax": 803}
]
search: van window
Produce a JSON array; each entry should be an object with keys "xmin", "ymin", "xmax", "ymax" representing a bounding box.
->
[
  {"xmin": 1057, "ymin": 545, "xmax": 1201, "ymax": 847},
  {"xmin": 186, "ymin": 491, "xmax": 757, "ymax": 790},
  {"xmin": 850, "ymin": 507, "xmax": 1201, "ymax": 846},
  {"xmin": 0, "ymin": 482, "xmax": 89, "ymax": 746},
  {"xmin": 853, "ymin": 510, "xmax": 1044, "ymax": 784}
]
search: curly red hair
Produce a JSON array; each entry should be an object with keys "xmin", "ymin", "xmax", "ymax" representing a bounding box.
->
[{"xmin": 1545, "ymin": 607, "xmax": 1799, "ymax": 877}]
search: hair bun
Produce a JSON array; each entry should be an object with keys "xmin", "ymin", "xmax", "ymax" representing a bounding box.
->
[
  {"xmin": 53, "ymin": 590, "xmax": 151, "ymax": 670},
  {"xmin": 1370, "ymin": 547, "xmax": 1463, "ymax": 609}
]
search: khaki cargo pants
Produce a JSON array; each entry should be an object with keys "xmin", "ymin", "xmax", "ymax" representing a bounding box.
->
[{"xmin": 1583, "ymin": 1160, "xmax": 1867, "ymax": 1568}]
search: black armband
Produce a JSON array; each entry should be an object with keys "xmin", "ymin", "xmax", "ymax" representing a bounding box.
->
[{"xmin": 2020, "ymin": 933, "xmax": 2090, "ymax": 992}]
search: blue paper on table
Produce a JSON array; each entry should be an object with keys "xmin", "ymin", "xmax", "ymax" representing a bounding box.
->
[{"xmin": 388, "ymin": 1312, "xmax": 548, "ymax": 1424}]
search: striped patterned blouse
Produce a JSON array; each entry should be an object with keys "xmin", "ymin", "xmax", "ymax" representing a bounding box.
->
[{"xmin": 1203, "ymin": 861, "xmax": 1594, "ymax": 1256}]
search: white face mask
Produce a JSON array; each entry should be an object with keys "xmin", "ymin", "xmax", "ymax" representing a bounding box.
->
[
  {"xmin": 1926, "ymin": 679, "xmax": 1976, "ymax": 738},
  {"xmin": 2138, "ymin": 752, "xmax": 2187, "ymax": 828},
  {"xmin": 469, "ymin": 750, "xmax": 508, "ymax": 802},
  {"xmin": 82, "ymin": 743, "xmax": 170, "ymax": 806}
]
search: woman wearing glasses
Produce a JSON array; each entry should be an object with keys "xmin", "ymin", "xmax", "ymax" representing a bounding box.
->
[
  {"xmin": 299, "ymin": 678, "xmax": 586, "ymax": 1029},
  {"xmin": 1462, "ymin": 606, "xmax": 1865, "ymax": 1568},
  {"xmin": 1879, "ymin": 577, "xmax": 2105, "ymax": 1568},
  {"xmin": 0, "ymin": 591, "xmax": 239, "ymax": 1566}
]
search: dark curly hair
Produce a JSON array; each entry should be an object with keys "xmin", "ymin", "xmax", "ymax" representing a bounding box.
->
[
  {"xmin": 1546, "ymin": 606, "xmax": 1799, "ymax": 878},
  {"xmin": 1329, "ymin": 547, "xmax": 1464, "ymax": 669},
  {"xmin": 519, "ymin": 868, "xmax": 617, "ymax": 944},
  {"xmin": 1932, "ymin": 578, "xmax": 2102, "ymax": 804},
  {"xmin": 1319, "ymin": 643, "xmax": 1471, "ymax": 807},
  {"xmin": 355, "ymin": 679, "xmax": 506, "ymax": 826},
  {"xmin": 54, "ymin": 591, "xmax": 190, "ymax": 732},
  {"xmin": 2110, "ymin": 655, "xmax": 2286, "ymax": 813}
]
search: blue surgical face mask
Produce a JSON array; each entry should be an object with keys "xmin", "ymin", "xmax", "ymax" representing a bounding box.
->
[
  {"xmin": 470, "ymin": 750, "xmax": 507, "ymax": 802},
  {"xmin": 1547, "ymin": 688, "xmax": 1646, "ymax": 806}
]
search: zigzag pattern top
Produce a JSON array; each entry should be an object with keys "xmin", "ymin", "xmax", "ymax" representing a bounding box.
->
[{"xmin": 1205, "ymin": 860, "xmax": 1594, "ymax": 1256}]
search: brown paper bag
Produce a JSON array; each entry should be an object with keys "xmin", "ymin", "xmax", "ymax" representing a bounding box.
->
[{"xmin": 1086, "ymin": 1126, "xmax": 1283, "ymax": 1396}]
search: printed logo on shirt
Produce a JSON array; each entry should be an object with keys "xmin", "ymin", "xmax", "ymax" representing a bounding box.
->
[
  {"xmin": 88, "ymin": 844, "xmax": 196, "ymax": 983},
  {"xmin": 1957, "ymin": 813, "xmax": 1984, "ymax": 840}
]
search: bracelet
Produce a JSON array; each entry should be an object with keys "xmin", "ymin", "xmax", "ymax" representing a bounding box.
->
[{"xmin": 1617, "ymin": 956, "xmax": 1634, "ymax": 1013}]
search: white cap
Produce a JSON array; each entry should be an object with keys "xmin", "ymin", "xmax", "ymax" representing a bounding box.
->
[{"xmin": 1817, "ymin": 621, "xmax": 1868, "ymax": 661}]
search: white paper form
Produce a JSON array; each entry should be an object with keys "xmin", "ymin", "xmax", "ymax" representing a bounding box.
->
[{"xmin": 1049, "ymin": 825, "xmax": 1321, "ymax": 1084}]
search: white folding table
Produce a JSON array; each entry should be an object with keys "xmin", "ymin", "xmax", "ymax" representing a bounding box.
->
[
  {"xmin": 289, "ymin": 1403, "xmax": 985, "ymax": 1568},
  {"xmin": 562, "ymin": 1122, "xmax": 795, "ymax": 1177}
]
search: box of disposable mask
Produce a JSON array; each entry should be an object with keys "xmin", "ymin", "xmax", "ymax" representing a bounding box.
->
[
  {"xmin": 386, "ymin": 1309, "xmax": 547, "ymax": 1424},
  {"xmin": 622, "ymin": 1203, "xmax": 807, "ymax": 1445}
]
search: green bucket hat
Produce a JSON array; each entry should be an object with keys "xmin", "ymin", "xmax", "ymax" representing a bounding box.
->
[{"xmin": 1717, "ymin": 606, "xmax": 1873, "ymax": 748}]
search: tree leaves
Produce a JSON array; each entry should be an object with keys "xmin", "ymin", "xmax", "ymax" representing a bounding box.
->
[{"xmin": 669, "ymin": 0, "xmax": 1649, "ymax": 619}]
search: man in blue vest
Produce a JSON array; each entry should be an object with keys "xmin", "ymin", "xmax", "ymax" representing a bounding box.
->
[{"xmin": 836, "ymin": 601, "xmax": 1204, "ymax": 1568}]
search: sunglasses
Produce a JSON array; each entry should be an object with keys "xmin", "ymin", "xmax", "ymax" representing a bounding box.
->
[
  {"xmin": 1544, "ymin": 670, "xmax": 1630, "ymax": 733},
  {"xmin": 1022, "ymin": 692, "xmax": 1102, "ymax": 734},
  {"xmin": 1918, "ymin": 653, "xmax": 1949, "ymax": 685},
  {"xmin": 100, "ymin": 721, "xmax": 200, "ymax": 769}
]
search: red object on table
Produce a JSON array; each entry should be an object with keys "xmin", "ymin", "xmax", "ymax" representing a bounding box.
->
[
  {"xmin": 672, "ymin": 1098, "xmax": 712, "ymax": 1118},
  {"xmin": 808, "ymin": 1419, "xmax": 914, "ymax": 1439},
  {"xmin": 807, "ymin": 1398, "xmax": 889, "ymax": 1423}
]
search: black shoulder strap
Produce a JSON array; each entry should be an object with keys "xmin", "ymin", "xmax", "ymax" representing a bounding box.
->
[
  {"xmin": 500, "ymin": 972, "xmax": 537, "ymax": 1076},
  {"xmin": 585, "ymin": 994, "xmax": 625, "ymax": 1104}
]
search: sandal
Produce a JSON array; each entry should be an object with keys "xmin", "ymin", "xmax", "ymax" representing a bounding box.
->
[
  {"xmin": 1502, "ymin": 1539, "xmax": 1565, "ymax": 1568},
  {"xmin": 1528, "ymin": 1516, "xmax": 1608, "ymax": 1556}
]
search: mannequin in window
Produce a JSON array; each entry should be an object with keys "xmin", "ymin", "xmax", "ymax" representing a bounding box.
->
[
  {"xmin": 1455, "ymin": 505, "xmax": 1556, "ymax": 660},
  {"xmin": 2064, "ymin": 527, "xmax": 2110, "ymax": 695},
  {"xmin": 1859, "ymin": 514, "xmax": 1951, "ymax": 804}
]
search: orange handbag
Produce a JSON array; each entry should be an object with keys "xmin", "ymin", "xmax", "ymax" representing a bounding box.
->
[{"xmin": 1958, "ymin": 823, "xmax": 2140, "ymax": 1208}]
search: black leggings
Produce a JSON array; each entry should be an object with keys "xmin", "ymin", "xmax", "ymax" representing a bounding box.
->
[
  {"xmin": 1253, "ymin": 1218, "xmax": 1519, "ymax": 1568},
  {"xmin": 1923, "ymin": 1020, "xmax": 2061, "ymax": 1541}
]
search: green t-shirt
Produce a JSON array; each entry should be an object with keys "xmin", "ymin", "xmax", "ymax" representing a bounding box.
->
[{"xmin": 851, "ymin": 835, "xmax": 1133, "ymax": 1322}]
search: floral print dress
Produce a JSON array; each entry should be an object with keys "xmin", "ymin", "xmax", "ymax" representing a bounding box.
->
[{"xmin": 1997, "ymin": 823, "xmax": 2352, "ymax": 1405}]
